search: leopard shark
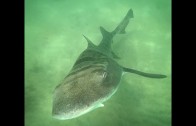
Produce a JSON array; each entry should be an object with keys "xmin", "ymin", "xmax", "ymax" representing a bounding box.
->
[{"xmin": 52, "ymin": 9, "xmax": 167, "ymax": 120}]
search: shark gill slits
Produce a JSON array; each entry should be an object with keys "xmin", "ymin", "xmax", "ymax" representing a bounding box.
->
[
  {"xmin": 103, "ymin": 71, "xmax": 107, "ymax": 79},
  {"xmin": 91, "ymin": 69, "xmax": 107, "ymax": 79}
]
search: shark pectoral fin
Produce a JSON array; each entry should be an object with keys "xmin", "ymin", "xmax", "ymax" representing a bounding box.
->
[
  {"xmin": 83, "ymin": 35, "xmax": 96, "ymax": 48},
  {"xmin": 122, "ymin": 67, "xmax": 167, "ymax": 79}
]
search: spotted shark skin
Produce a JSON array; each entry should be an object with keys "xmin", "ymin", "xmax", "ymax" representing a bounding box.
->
[{"xmin": 52, "ymin": 9, "xmax": 167, "ymax": 120}]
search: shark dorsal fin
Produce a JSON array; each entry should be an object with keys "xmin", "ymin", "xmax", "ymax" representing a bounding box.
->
[
  {"xmin": 98, "ymin": 26, "xmax": 113, "ymax": 50},
  {"xmin": 100, "ymin": 26, "xmax": 112, "ymax": 39},
  {"xmin": 83, "ymin": 35, "xmax": 96, "ymax": 48}
]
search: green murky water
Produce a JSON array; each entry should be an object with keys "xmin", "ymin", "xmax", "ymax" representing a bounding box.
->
[{"xmin": 25, "ymin": 0, "xmax": 171, "ymax": 126}]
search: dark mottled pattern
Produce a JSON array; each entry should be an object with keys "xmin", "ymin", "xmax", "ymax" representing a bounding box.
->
[
  {"xmin": 53, "ymin": 48, "xmax": 123, "ymax": 116},
  {"xmin": 69, "ymin": 49, "xmax": 109, "ymax": 76}
]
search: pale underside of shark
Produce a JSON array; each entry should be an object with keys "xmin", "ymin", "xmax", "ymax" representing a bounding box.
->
[{"xmin": 52, "ymin": 9, "xmax": 167, "ymax": 120}]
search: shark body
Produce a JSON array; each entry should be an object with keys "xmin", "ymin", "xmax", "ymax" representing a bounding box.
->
[{"xmin": 52, "ymin": 9, "xmax": 166, "ymax": 120}]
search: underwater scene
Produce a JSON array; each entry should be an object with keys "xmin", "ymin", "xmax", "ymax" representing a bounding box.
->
[{"xmin": 25, "ymin": 0, "xmax": 171, "ymax": 126}]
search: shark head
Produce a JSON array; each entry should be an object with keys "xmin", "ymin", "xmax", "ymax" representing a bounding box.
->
[{"xmin": 52, "ymin": 65, "xmax": 119, "ymax": 120}]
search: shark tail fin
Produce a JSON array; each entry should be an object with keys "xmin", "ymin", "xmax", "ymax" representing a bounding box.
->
[
  {"xmin": 122, "ymin": 67, "xmax": 167, "ymax": 79},
  {"xmin": 112, "ymin": 9, "xmax": 134, "ymax": 36},
  {"xmin": 98, "ymin": 9, "xmax": 133, "ymax": 51}
]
